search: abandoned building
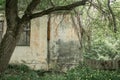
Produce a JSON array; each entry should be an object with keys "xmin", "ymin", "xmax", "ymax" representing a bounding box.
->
[{"xmin": 0, "ymin": 13, "xmax": 82, "ymax": 71}]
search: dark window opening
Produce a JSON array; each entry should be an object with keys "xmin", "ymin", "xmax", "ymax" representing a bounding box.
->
[{"xmin": 17, "ymin": 22, "xmax": 31, "ymax": 46}]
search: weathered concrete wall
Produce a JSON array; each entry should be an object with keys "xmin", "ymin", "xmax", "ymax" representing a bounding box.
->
[
  {"xmin": 49, "ymin": 15, "xmax": 82, "ymax": 71},
  {"xmin": 1, "ymin": 14, "xmax": 82, "ymax": 70},
  {"xmin": 84, "ymin": 58, "xmax": 120, "ymax": 70},
  {"xmin": 10, "ymin": 16, "xmax": 48, "ymax": 70}
]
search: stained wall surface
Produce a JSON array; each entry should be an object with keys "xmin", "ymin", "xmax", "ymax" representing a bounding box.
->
[
  {"xmin": 1, "ymin": 14, "xmax": 82, "ymax": 70},
  {"xmin": 49, "ymin": 15, "xmax": 82, "ymax": 71},
  {"xmin": 10, "ymin": 16, "xmax": 48, "ymax": 70}
]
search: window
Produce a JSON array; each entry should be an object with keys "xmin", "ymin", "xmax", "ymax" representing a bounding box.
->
[
  {"xmin": 0, "ymin": 21, "xmax": 3, "ymax": 43},
  {"xmin": 17, "ymin": 22, "xmax": 31, "ymax": 46}
]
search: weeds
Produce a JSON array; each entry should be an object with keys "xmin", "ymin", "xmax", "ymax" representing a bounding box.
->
[{"xmin": 0, "ymin": 64, "xmax": 120, "ymax": 80}]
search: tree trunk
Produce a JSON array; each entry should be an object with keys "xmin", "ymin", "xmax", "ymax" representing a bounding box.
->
[
  {"xmin": 0, "ymin": 0, "xmax": 37, "ymax": 74},
  {"xmin": 0, "ymin": 32, "xmax": 17, "ymax": 73},
  {"xmin": 0, "ymin": 0, "xmax": 19, "ymax": 74}
]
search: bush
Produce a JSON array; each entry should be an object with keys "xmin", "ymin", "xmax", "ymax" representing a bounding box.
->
[
  {"xmin": 66, "ymin": 64, "xmax": 120, "ymax": 80},
  {"xmin": 84, "ymin": 40, "xmax": 120, "ymax": 60}
]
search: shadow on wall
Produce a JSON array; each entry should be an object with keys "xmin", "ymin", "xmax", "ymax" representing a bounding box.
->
[{"xmin": 49, "ymin": 39, "xmax": 82, "ymax": 71}]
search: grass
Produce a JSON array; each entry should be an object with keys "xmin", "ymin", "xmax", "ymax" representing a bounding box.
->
[
  {"xmin": 0, "ymin": 64, "xmax": 66, "ymax": 80},
  {"xmin": 0, "ymin": 64, "xmax": 120, "ymax": 80}
]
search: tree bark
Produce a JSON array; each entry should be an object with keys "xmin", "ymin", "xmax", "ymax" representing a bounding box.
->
[
  {"xmin": 0, "ymin": 0, "xmax": 40, "ymax": 74},
  {"xmin": 0, "ymin": 32, "xmax": 16, "ymax": 73},
  {"xmin": 0, "ymin": 0, "xmax": 19, "ymax": 74}
]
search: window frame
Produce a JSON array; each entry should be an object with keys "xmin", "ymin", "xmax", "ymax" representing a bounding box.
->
[{"xmin": 16, "ymin": 22, "xmax": 31, "ymax": 46}]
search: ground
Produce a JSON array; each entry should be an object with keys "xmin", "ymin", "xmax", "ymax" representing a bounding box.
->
[{"xmin": 0, "ymin": 64, "xmax": 120, "ymax": 80}]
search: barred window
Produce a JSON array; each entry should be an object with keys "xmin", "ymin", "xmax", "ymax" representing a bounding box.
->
[
  {"xmin": 17, "ymin": 22, "xmax": 31, "ymax": 46},
  {"xmin": 0, "ymin": 21, "xmax": 3, "ymax": 43}
]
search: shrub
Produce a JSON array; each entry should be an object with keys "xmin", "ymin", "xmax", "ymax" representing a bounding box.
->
[{"xmin": 66, "ymin": 64, "xmax": 120, "ymax": 80}]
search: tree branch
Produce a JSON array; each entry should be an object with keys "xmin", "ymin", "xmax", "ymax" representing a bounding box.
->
[
  {"xmin": 24, "ymin": 0, "xmax": 41, "ymax": 15},
  {"xmin": 107, "ymin": 0, "xmax": 117, "ymax": 33},
  {"xmin": 49, "ymin": 0, "xmax": 55, "ymax": 7},
  {"xmin": 21, "ymin": 0, "xmax": 41, "ymax": 23},
  {"xmin": 88, "ymin": 1, "xmax": 106, "ymax": 15},
  {"xmin": 30, "ymin": 0, "xmax": 89, "ymax": 19}
]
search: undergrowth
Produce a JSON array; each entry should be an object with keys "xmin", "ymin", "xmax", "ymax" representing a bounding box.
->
[{"xmin": 0, "ymin": 64, "xmax": 120, "ymax": 80}]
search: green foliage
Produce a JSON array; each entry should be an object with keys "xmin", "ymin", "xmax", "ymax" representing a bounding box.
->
[
  {"xmin": 1, "ymin": 64, "xmax": 120, "ymax": 80},
  {"xmin": 36, "ymin": 0, "xmax": 78, "ymax": 11},
  {"xmin": 11, "ymin": 0, "xmax": 77, "ymax": 11},
  {"xmin": 81, "ymin": 0, "xmax": 120, "ymax": 60},
  {"xmin": 8, "ymin": 64, "xmax": 30, "ymax": 72},
  {"xmin": 0, "ymin": 0, "xmax": 5, "ymax": 10},
  {"xmin": 0, "ymin": 0, "xmax": 76, "ymax": 11},
  {"xmin": 84, "ymin": 39, "xmax": 120, "ymax": 60},
  {"xmin": 0, "ymin": 64, "xmax": 66, "ymax": 80},
  {"xmin": 66, "ymin": 65, "xmax": 120, "ymax": 80},
  {"xmin": 40, "ymin": 74, "xmax": 66, "ymax": 80}
]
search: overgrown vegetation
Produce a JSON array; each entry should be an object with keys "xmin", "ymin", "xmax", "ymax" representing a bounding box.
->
[
  {"xmin": 1, "ymin": 64, "xmax": 120, "ymax": 80},
  {"xmin": 0, "ymin": 64, "xmax": 66, "ymax": 80},
  {"xmin": 0, "ymin": 0, "xmax": 120, "ymax": 79},
  {"xmin": 66, "ymin": 64, "xmax": 120, "ymax": 80},
  {"xmin": 82, "ymin": 0, "xmax": 120, "ymax": 60}
]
